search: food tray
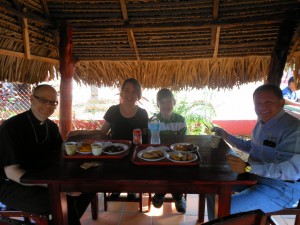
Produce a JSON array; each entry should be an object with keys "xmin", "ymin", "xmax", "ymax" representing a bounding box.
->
[
  {"xmin": 132, "ymin": 144, "xmax": 201, "ymax": 166},
  {"xmin": 64, "ymin": 140, "xmax": 131, "ymax": 159}
]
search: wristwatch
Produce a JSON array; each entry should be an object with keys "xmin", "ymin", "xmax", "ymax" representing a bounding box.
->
[{"xmin": 245, "ymin": 162, "xmax": 252, "ymax": 173}]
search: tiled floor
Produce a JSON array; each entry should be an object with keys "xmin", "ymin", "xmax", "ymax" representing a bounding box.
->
[{"xmin": 80, "ymin": 193, "xmax": 296, "ymax": 225}]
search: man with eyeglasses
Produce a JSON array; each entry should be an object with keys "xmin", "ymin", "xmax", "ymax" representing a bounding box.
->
[{"xmin": 0, "ymin": 84, "xmax": 94, "ymax": 225}]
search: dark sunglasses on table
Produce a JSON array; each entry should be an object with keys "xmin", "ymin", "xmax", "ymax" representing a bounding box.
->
[{"xmin": 33, "ymin": 95, "xmax": 58, "ymax": 106}]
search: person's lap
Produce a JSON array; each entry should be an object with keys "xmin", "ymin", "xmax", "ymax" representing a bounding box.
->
[
  {"xmin": 0, "ymin": 180, "xmax": 95, "ymax": 225},
  {"xmin": 207, "ymin": 177, "xmax": 300, "ymax": 220},
  {"xmin": 0, "ymin": 180, "xmax": 50, "ymax": 214},
  {"xmin": 231, "ymin": 178, "xmax": 300, "ymax": 214}
]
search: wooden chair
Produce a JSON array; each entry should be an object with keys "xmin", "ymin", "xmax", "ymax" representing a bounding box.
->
[
  {"xmin": 266, "ymin": 200, "xmax": 300, "ymax": 225},
  {"xmin": 201, "ymin": 209, "xmax": 269, "ymax": 225},
  {"xmin": 103, "ymin": 192, "xmax": 144, "ymax": 212},
  {"xmin": 0, "ymin": 193, "xmax": 99, "ymax": 224},
  {"xmin": 0, "ymin": 203, "xmax": 49, "ymax": 225}
]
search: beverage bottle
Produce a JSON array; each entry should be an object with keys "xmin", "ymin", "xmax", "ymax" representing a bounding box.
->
[{"xmin": 148, "ymin": 113, "xmax": 161, "ymax": 144}]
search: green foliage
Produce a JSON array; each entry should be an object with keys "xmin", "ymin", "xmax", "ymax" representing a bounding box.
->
[{"xmin": 174, "ymin": 99, "xmax": 216, "ymax": 135}]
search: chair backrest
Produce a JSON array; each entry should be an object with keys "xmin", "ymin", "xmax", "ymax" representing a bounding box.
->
[
  {"xmin": 266, "ymin": 199, "xmax": 300, "ymax": 225},
  {"xmin": 202, "ymin": 209, "xmax": 268, "ymax": 225},
  {"xmin": 0, "ymin": 202, "xmax": 49, "ymax": 225}
]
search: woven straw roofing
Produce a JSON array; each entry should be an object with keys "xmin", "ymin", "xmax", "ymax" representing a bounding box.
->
[{"xmin": 0, "ymin": 0, "xmax": 300, "ymax": 89}]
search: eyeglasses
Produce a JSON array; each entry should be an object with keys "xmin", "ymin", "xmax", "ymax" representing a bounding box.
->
[{"xmin": 33, "ymin": 95, "xmax": 58, "ymax": 106}]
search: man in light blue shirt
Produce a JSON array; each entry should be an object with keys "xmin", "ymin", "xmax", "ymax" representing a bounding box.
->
[{"xmin": 207, "ymin": 84, "xmax": 300, "ymax": 220}]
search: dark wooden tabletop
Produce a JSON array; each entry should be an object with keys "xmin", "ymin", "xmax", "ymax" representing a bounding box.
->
[
  {"xmin": 20, "ymin": 134, "xmax": 257, "ymax": 225},
  {"xmin": 21, "ymin": 135, "xmax": 256, "ymax": 190}
]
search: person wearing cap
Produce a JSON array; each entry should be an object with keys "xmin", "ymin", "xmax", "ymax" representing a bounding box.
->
[
  {"xmin": 282, "ymin": 76, "xmax": 300, "ymax": 107},
  {"xmin": 206, "ymin": 84, "xmax": 300, "ymax": 220},
  {"xmin": 151, "ymin": 88, "xmax": 187, "ymax": 213}
]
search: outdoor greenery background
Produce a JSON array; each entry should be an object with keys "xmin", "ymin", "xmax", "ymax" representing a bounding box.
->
[{"xmin": 6, "ymin": 73, "xmax": 298, "ymax": 135}]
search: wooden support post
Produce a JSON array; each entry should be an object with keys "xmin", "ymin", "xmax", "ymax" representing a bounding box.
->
[
  {"xmin": 59, "ymin": 22, "xmax": 75, "ymax": 140},
  {"xmin": 267, "ymin": 19, "xmax": 297, "ymax": 86},
  {"xmin": 295, "ymin": 56, "xmax": 300, "ymax": 90}
]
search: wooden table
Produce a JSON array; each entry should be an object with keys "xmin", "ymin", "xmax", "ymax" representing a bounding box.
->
[{"xmin": 21, "ymin": 135, "xmax": 257, "ymax": 225}]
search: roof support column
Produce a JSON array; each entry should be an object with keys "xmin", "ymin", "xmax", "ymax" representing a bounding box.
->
[
  {"xmin": 267, "ymin": 19, "xmax": 297, "ymax": 86},
  {"xmin": 59, "ymin": 22, "xmax": 75, "ymax": 140}
]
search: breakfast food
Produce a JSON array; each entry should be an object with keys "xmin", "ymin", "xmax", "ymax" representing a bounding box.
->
[
  {"xmin": 169, "ymin": 152, "xmax": 194, "ymax": 161},
  {"xmin": 104, "ymin": 145, "xmax": 125, "ymax": 153},
  {"xmin": 142, "ymin": 150, "xmax": 164, "ymax": 159},
  {"xmin": 172, "ymin": 143, "xmax": 197, "ymax": 152},
  {"xmin": 79, "ymin": 143, "xmax": 92, "ymax": 153}
]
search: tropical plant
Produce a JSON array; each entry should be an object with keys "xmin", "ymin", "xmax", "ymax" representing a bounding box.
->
[{"xmin": 174, "ymin": 98, "xmax": 216, "ymax": 135}]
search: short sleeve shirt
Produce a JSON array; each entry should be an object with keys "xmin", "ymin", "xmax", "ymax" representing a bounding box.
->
[
  {"xmin": 104, "ymin": 105, "xmax": 148, "ymax": 140},
  {"xmin": 157, "ymin": 113, "xmax": 187, "ymax": 135}
]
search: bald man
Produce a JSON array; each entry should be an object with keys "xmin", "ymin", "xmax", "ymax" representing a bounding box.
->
[{"xmin": 0, "ymin": 84, "xmax": 93, "ymax": 225}]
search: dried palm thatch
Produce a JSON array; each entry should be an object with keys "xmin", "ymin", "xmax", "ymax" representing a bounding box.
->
[
  {"xmin": 75, "ymin": 56, "xmax": 270, "ymax": 90},
  {"xmin": 0, "ymin": 55, "xmax": 58, "ymax": 83},
  {"xmin": 0, "ymin": 0, "xmax": 300, "ymax": 89}
]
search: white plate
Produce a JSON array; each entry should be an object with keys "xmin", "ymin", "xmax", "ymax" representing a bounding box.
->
[
  {"xmin": 137, "ymin": 149, "xmax": 167, "ymax": 161},
  {"xmin": 170, "ymin": 143, "xmax": 199, "ymax": 153},
  {"xmin": 76, "ymin": 150, "xmax": 92, "ymax": 154},
  {"xmin": 103, "ymin": 143, "xmax": 128, "ymax": 155},
  {"xmin": 166, "ymin": 152, "xmax": 198, "ymax": 163}
]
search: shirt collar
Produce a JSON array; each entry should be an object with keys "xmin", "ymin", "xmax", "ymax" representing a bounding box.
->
[
  {"xmin": 158, "ymin": 112, "xmax": 175, "ymax": 122},
  {"xmin": 258, "ymin": 109, "xmax": 285, "ymax": 125},
  {"xmin": 28, "ymin": 109, "xmax": 45, "ymax": 126}
]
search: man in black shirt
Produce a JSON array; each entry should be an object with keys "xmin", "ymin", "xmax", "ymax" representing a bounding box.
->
[{"xmin": 0, "ymin": 84, "xmax": 94, "ymax": 225}]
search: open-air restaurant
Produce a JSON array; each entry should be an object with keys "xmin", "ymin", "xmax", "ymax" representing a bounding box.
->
[{"xmin": 1, "ymin": 1, "xmax": 300, "ymax": 225}]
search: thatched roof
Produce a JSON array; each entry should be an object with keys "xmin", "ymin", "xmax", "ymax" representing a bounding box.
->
[{"xmin": 1, "ymin": 0, "xmax": 300, "ymax": 89}]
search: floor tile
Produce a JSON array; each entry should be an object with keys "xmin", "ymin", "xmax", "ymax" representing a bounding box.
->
[
  {"xmin": 152, "ymin": 214, "xmax": 185, "ymax": 225},
  {"xmin": 120, "ymin": 212, "xmax": 152, "ymax": 225},
  {"xmin": 80, "ymin": 193, "xmax": 295, "ymax": 225}
]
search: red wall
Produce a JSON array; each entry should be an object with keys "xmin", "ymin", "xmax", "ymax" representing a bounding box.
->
[
  {"xmin": 0, "ymin": 119, "xmax": 255, "ymax": 136},
  {"xmin": 212, "ymin": 120, "xmax": 256, "ymax": 136}
]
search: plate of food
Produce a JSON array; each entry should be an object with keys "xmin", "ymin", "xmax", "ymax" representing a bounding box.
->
[
  {"xmin": 76, "ymin": 143, "xmax": 92, "ymax": 154},
  {"xmin": 103, "ymin": 143, "xmax": 128, "ymax": 155},
  {"xmin": 170, "ymin": 143, "xmax": 199, "ymax": 153},
  {"xmin": 166, "ymin": 151, "xmax": 198, "ymax": 163},
  {"xmin": 137, "ymin": 149, "xmax": 166, "ymax": 161}
]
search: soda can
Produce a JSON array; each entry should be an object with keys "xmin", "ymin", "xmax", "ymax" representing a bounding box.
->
[{"xmin": 133, "ymin": 128, "xmax": 142, "ymax": 145}]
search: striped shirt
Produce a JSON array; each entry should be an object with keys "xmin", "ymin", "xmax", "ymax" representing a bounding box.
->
[{"xmin": 157, "ymin": 112, "xmax": 187, "ymax": 135}]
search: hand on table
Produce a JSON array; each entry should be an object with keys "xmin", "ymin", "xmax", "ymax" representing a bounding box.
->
[{"xmin": 226, "ymin": 154, "xmax": 248, "ymax": 174}]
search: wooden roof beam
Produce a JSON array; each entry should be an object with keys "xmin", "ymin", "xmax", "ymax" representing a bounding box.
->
[
  {"xmin": 211, "ymin": 0, "xmax": 220, "ymax": 58},
  {"xmin": 0, "ymin": 2, "xmax": 55, "ymax": 27},
  {"xmin": 71, "ymin": 18, "xmax": 287, "ymax": 33},
  {"xmin": 120, "ymin": 0, "xmax": 140, "ymax": 61},
  {"xmin": 0, "ymin": 48, "xmax": 59, "ymax": 64},
  {"xmin": 210, "ymin": 0, "xmax": 219, "ymax": 49},
  {"xmin": 39, "ymin": 0, "xmax": 60, "ymax": 57},
  {"xmin": 8, "ymin": 0, "xmax": 31, "ymax": 59},
  {"xmin": 23, "ymin": 18, "xmax": 31, "ymax": 59},
  {"xmin": 213, "ymin": 26, "xmax": 220, "ymax": 59}
]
